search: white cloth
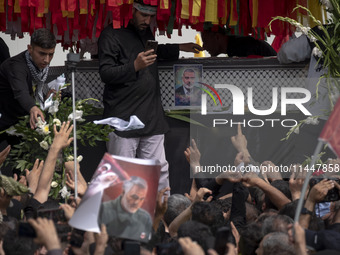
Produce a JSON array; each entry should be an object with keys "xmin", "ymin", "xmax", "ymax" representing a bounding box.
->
[
  {"xmin": 94, "ymin": 115, "xmax": 145, "ymax": 131},
  {"xmin": 277, "ymin": 34, "xmax": 330, "ymax": 119}
]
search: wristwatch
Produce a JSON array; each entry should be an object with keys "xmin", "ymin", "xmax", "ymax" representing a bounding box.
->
[{"xmin": 301, "ymin": 207, "xmax": 313, "ymax": 216}]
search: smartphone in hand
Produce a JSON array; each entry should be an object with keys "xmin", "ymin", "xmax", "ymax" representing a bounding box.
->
[{"xmin": 145, "ymin": 40, "xmax": 158, "ymax": 54}]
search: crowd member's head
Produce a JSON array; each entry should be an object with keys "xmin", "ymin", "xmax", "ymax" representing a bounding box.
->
[
  {"xmin": 178, "ymin": 221, "xmax": 214, "ymax": 253},
  {"xmin": 211, "ymin": 197, "xmax": 232, "ymax": 219},
  {"xmin": 256, "ymin": 232, "xmax": 294, "ymax": 255},
  {"xmin": 28, "ymin": 28, "xmax": 56, "ymax": 70},
  {"xmin": 181, "ymin": 69, "xmax": 196, "ymax": 91},
  {"xmin": 191, "ymin": 201, "xmax": 225, "ymax": 235},
  {"xmin": 131, "ymin": 0, "xmax": 157, "ymax": 32},
  {"xmin": 239, "ymin": 222, "xmax": 263, "ymax": 255},
  {"xmin": 121, "ymin": 176, "xmax": 148, "ymax": 214},
  {"xmin": 246, "ymin": 201, "xmax": 260, "ymax": 223},
  {"xmin": 163, "ymin": 194, "xmax": 191, "ymax": 227},
  {"xmin": 2, "ymin": 221, "xmax": 38, "ymax": 255},
  {"xmin": 262, "ymin": 214, "xmax": 293, "ymax": 236}
]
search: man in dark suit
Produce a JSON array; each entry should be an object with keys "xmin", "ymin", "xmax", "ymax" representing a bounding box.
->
[{"xmin": 175, "ymin": 68, "xmax": 201, "ymax": 106}]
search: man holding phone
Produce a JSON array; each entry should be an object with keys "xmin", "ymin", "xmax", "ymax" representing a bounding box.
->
[{"xmin": 98, "ymin": 0, "xmax": 203, "ymax": 193}]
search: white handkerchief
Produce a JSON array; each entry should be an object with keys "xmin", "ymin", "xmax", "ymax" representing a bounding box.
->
[
  {"xmin": 93, "ymin": 115, "xmax": 145, "ymax": 131},
  {"xmin": 47, "ymin": 74, "xmax": 66, "ymax": 92}
]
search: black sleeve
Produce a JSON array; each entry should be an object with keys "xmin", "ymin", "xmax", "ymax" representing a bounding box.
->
[
  {"xmin": 0, "ymin": 38, "xmax": 10, "ymax": 64},
  {"xmin": 194, "ymin": 176, "xmax": 221, "ymax": 199},
  {"xmin": 157, "ymin": 44, "xmax": 179, "ymax": 61},
  {"xmin": 230, "ymin": 183, "xmax": 249, "ymax": 232}
]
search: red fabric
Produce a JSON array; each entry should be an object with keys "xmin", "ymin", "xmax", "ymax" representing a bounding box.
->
[
  {"xmin": 319, "ymin": 98, "xmax": 340, "ymax": 158},
  {"xmin": 198, "ymin": 0, "xmax": 205, "ymax": 23},
  {"xmin": 68, "ymin": 0, "xmax": 76, "ymax": 12},
  {"xmin": 0, "ymin": 13, "xmax": 5, "ymax": 31},
  {"xmin": 96, "ymin": 2, "xmax": 104, "ymax": 38},
  {"xmin": 7, "ymin": 4, "xmax": 13, "ymax": 22},
  {"xmin": 271, "ymin": 34, "xmax": 289, "ymax": 52},
  {"xmin": 217, "ymin": 0, "xmax": 225, "ymax": 18}
]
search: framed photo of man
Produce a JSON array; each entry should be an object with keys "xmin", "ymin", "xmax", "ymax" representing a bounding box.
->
[{"xmin": 174, "ymin": 64, "xmax": 203, "ymax": 107}]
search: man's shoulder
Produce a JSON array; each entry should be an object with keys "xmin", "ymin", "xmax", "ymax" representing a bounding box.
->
[{"xmin": 0, "ymin": 51, "xmax": 28, "ymax": 73}]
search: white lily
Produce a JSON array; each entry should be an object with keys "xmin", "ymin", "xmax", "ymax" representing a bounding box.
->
[{"xmin": 39, "ymin": 140, "xmax": 49, "ymax": 150}]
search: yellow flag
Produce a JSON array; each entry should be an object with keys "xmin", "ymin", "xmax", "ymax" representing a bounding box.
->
[{"xmin": 194, "ymin": 33, "xmax": 205, "ymax": 57}]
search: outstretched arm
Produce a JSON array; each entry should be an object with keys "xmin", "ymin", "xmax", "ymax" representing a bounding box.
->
[{"xmin": 34, "ymin": 121, "xmax": 73, "ymax": 203}]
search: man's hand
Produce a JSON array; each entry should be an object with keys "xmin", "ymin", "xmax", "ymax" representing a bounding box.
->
[
  {"xmin": 0, "ymin": 145, "xmax": 10, "ymax": 166},
  {"xmin": 155, "ymin": 187, "xmax": 170, "ymax": 218},
  {"xmin": 28, "ymin": 218, "xmax": 61, "ymax": 251},
  {"xmin": 50, "ymin": 121, "xmax": 73, "ymax": 151},
  {"xmin": 260, "ymin": 161, "xmax": 282, "ymax": 182},
  {"xmin": 241, "ymin": 172, "xmax": 261, "ymax": 188},
  {"xmin": 179, "ymin": 43, "xmax": 204, "ymax": 53},
  {"xmin": 231, "ymin": 124, "xmax": 248, "ymax": 154},
  {"xmin": 65, "ymin": 161, "xmax": 88, "ymax": 197},
  {"xmin": 234, "ymin": 152, "xmax": 250, "ymax": 167},
  {"xmin": 289, "ymin": 171, "xmax": 305, "ymax": 200},
  {"xmin": 29, "ymin": 106, "xmax": 45, "ymax": 129},
  {"xmin": 184, "ymin": 139, "xmax": 201, "ymax": 173},
  {"xmin": 178, "ymin": 237, "xmax": 205, "ymax": 255},
  {"xmin": 59, "ymin": 203, "xmax": 75, "ymax": 221},
  {"xmin": 94, "ymin": 224, "xmax": 108, "ymax": 254},
  {"xmin": 25, "ymin": 159, "xmax": 44, "ymax": 194},
  {"xmin": 134, "ymin": 50, "xmax": 157, "ymax": 72},
  {"xmin": 194, "ymin": 187, "xmax": 213, "ymax": 202},
  {"xmin": 308, "ymin": 179, "xmax": 334, "ymax": 203}
]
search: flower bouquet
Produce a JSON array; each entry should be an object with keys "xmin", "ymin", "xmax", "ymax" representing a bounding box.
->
[{"xmin": 5, "ymin": 89, "xmax": 113, "ymax": 199}]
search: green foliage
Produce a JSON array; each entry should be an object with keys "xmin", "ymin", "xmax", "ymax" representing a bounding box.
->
[{"xmin": 4, "ymin": 95, "xmax": 113, "ymax": 199}]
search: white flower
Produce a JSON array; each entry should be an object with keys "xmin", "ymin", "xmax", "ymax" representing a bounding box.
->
[
  {"xmin": 292, "ymin": 126, "xmax": 300, "ymax": 134},
  {"xmin": 67, "ymin": 155, "xmax": 74, "ymax": 161},
  {"xmin": 53, "ymin": 119, "xmax": 61, "ymax": 127},
  {"xmin": 320, "ymin": 0, "xmax": 333, "ymax": 10},
  {"xmin": 305, "ymin": 117, "xmax": 319, "ymax": 125},
  {"xmin": 51, "ymin": 181, "xmax": 58, "ymax": 188},
  {"xmin": 308, "ymin": 35, "xmax": 317, "ymax": 42},
  {"xmin": 6, "ymin": 126, "xmax": 23, "ymax": 137},
  {"xmin": 39, "ymin": 140, "xmax": 49, "ymax": 150},
  {"xmin": 40, "ymin": 124, "xmax": 50, "ymax": 135},
  {"xmin": 77, "ymin": 155, "xmax": 83, "ymax": 162},
  {"xmin": 48, "ymin": 100, "xmax": 59, "ymax": 114},
  {"xmin": 36, "ymin": 116, "xmax": 45, "ymax": 129},
  {"xmin": 312, "ymin": 47, "xmax": 323, "ymax": 58},
  {"xmin": 301, "ymin": 26, "xmax": 310, "ymax": 35},
  {"xmin": 68, "ymin": 110, "xmax": 85, "ymax": 122},
  {"xmin": 59, "ymin": 186, "xmax": 71, "ymax": 199}
]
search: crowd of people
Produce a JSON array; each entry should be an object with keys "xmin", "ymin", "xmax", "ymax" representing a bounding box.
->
[
  {"xmin": 1, "ymin": 118, "xmax": 340, "ymax": 255},
  {"xmin": 0, "ymin": 0, "xmax": 338, "ymax": 254}
]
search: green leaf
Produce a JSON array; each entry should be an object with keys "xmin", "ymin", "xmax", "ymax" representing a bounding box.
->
[{"xmin": 167, "ymin": 114, "xmax": 206, "ymax": 127}]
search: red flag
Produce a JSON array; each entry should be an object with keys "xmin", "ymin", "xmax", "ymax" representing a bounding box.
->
[{"xmin": 319, "ymin": 97, "xmax": 340, "ymax": 157}]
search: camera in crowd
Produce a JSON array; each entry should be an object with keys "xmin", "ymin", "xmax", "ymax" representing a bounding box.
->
[{"xmin": 309, "ymin": 176, "xmax": 340, "ymax": 202}]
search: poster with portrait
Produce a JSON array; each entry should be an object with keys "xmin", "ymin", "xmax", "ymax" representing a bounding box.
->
[
  {"xmin": 69, "ymin": 153, "xmax": 161, "ymax": 243},
  {"xmin": 174, "ymin": 64, "xmax": 203, "ymax": 107}
]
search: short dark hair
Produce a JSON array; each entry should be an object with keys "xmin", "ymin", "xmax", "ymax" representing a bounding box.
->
[
  {"xmin": 31, "ymin": 28, "xmax": 56, "ymax": 49},
  {"xmin": 163, "ymin": 194, "xmax": 191, "ymax": 226}
]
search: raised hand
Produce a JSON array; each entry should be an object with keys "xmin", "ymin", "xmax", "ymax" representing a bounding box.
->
[
  {"xmin": 25, "ymin": 159, "xmax": 44, "ymax": 194},
  {"xmin": 134, "ymin": 50, "xmax": 157, "ymax": 71},
  {"xmin": 0, "ymin": 145, "xmax": 10, "ymax": 166},
  {"xmin": 51, "ymin": 121, "xmax": 74, "ymax": 151},
  {"xmin": 184, "ymin": 139, "xmax": 201, "ymax": 174}
]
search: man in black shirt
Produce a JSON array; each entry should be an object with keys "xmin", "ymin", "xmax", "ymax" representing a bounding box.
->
[
  {"xmin": 98, "ymin": 0, "xmax": 202, "ymax": 192},
  {"xmin": 201, "ymin": 28, "xmax": 277, "ymax": 57},
  {"xmin": 0, "ymin": 28, "xmax": 56, "ymax": 138}
]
